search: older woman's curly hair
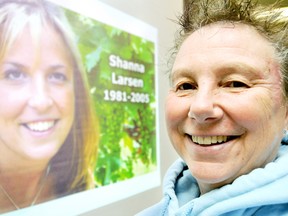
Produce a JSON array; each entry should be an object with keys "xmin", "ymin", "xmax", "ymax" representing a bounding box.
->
[{"xmin": 173, "ymin": 0, "xmax": 288, "ymax": 98}]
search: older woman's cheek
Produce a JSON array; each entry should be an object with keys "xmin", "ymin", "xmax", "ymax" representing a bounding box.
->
[
  {"xmin": 165, "ymin": 94, "xmax": 183, "ymax": 127},
  {"xmin": 165, "ymin": 94, "xmax": 191, "ymax": 145}
]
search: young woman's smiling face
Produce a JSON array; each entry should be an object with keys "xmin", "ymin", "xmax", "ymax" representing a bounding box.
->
[
  {"xmin": 166, "ymin": 23, "xmax": 288, "ymax": 194},
  {"xmin": 0, "ymin": 25, "xmax": 75, "ymax": 165}
]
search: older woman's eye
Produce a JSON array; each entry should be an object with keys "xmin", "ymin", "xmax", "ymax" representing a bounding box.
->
[
  {"xmin": 225, "ymin": 81, "xmax": 249, "ymax": 88},
  {"xmin": 178, "ymin": 82, "xmax": 196, "ymax": 90}
]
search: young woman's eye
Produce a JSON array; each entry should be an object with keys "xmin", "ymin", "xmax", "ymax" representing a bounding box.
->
[
  {"xmin": 225, "ymin": 81, "xmax": 249, "ymax": 88},
  {"xmin": 4, "ymin": 69, "xmax": 26, "ymax": 81},
  {"xmin": 48, "ymin": 72, "xmax": 68, "ymax": 83}
]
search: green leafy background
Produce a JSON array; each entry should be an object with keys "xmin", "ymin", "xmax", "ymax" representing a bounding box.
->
[{"xmin": 65, "ymin": 10, "xmax": 157, "ymax": 187}]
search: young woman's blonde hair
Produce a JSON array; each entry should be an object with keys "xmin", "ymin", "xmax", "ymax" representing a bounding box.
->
[{"xmin": 0, "ymin": 0, "xmax": 99, "ymax": 196}]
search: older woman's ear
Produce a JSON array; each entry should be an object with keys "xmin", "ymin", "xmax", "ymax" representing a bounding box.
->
[{"xmin": 284, "ymin": 103, "xmax": 288, "ymax": 126}]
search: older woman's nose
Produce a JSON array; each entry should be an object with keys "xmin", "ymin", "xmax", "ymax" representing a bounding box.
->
[
  {"xmin": 28, "ymin": 81, "xmax": 53, "ymax": 112},
  {"xmin": 188, "ymin": 88, "xmax": 223, "ymax": 123}
]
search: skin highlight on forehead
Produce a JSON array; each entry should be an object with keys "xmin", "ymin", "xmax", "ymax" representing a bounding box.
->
[{"xmin": 171, "ymin": 23, "xmax": 280, "ymax": 84}]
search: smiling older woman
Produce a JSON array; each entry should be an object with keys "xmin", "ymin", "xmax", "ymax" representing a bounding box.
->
[{"xmin": 137, "ymin": 0, "xmax": 288, "ymax": 215}]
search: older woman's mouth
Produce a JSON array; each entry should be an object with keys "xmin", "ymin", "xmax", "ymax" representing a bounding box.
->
[
  {"xmin": 189, "ymin": 135, "xmax": 239, "ymax": 145},
  {"xmin": 23, "ymin": 121, "xmax": 57, "ymax": 132}
]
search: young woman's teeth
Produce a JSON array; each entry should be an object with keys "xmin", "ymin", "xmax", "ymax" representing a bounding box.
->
[
  {"xmin": 192, "ymin": 136, "xmax": 228, "ymax": 145},
  {"xmin": 26, "ymin": 121, "xmax": 55, "ymax": 132}
]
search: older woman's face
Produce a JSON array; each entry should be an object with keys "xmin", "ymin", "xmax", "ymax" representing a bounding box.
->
[
  {"xmin": 0, "ymin": 25, "xmax": 74, "ymax": 164},
  {"xmin": 166, "ymin": 23, "xmax": 288, "ymax": 194}
]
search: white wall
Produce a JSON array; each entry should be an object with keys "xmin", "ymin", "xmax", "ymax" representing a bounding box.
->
[{"xmin": 83, "ymin": 1, "xmax": 182, "ymax": 215}]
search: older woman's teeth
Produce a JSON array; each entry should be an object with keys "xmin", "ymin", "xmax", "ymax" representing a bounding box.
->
[
  {"xmin": 26, "ymin": 121, "xmax": 55, "ymax": 132},
  {"xmin": 192, "ymin": 136, "xmax": 228, "ymax": 145}
]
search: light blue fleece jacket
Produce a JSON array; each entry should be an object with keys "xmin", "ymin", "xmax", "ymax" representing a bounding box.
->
[{"xmin": 137, "ymin": 143, "xmax": 288, "ymax": 216}]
